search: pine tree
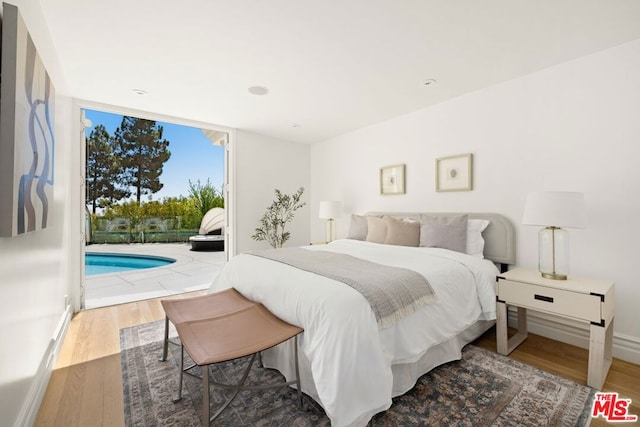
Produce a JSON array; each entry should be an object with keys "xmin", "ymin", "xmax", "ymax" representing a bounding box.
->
[
  {"xmin": 113, "ymin": 117, "xmax": 171, "ymax": 205},
  {"xmin": 85, "ymin": 124, "xmax": 130, "ymax": 213}
]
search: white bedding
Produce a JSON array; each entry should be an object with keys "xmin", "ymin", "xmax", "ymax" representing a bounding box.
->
[{"xmin": 208, "ymin": 239, "xmax": 499, "ymax": 426}]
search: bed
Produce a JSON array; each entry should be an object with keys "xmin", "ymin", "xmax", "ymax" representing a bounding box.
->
[{"xmin": 208, "ymin": 212, "xmax": 516, "ymax": 426}]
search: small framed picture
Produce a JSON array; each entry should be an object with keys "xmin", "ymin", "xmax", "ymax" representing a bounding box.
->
[
  {"xmin": 436, "ymin": 154, "xmax": 473, "ymax": 192},
  {"xmin": 380, "ymin": 164, "xmax": 405, "ymax": 195}
]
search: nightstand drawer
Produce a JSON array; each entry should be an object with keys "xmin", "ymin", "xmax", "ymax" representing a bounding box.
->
[{"xmin": 498, "ymin": 279, "xmax": 602, "ymax": 323}]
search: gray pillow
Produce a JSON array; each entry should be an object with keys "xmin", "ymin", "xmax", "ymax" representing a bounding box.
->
[
  {"xmin": 419, "ymin": 214, "xmax": 468, "ymax": 253},
  {"xmin": 365, "ymin": 216, "xmax": 387, "ymax": 243},
  {"xmin": 347, "ymin": 214, "xmax": 368, "ymax": 240},
  {"xmin": 384, "ymin": 216, "xmax": 420, "ymax": 247}
]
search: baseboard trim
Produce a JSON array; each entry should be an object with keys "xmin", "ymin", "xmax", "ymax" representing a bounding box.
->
[
  {"xmin": 14, "ymin": 305, "xmax": 72, "ymax": 427},
  {"xmin": 507, "ymin": 308, "xmax": 640, "ymax": 365}
]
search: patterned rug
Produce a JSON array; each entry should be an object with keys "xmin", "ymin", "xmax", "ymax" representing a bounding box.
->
[{"xmin": 121, "ymin": 320, "xmax": 595, "ymax": 426}]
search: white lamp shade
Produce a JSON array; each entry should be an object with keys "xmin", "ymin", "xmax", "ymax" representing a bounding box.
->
[
  {"xmin": 522, "ymin": 191, "xmax": 586, "ymax": 228},
  {"xmin": 319, "ymin": 201, "xmax": 342, "ymax": 219}
]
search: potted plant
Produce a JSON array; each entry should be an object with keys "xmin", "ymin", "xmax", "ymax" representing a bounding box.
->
[{"xmin": 252, "ymin": 187, "xmax": 306, "ymax": 248}]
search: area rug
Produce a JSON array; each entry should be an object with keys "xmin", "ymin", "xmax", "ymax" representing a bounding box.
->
[{"xmin": 121, "ymin": 320, "xmax": 595, "ymax": 426}]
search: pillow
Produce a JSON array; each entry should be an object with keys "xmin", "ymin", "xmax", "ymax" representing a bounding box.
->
[
  {"xmin": 347, "ymin": 214, "xmax": 368, "ymax": 240},
  {"xmin": 401, "ymin": 216, "xmax": 419, "ymax": 223},
  {"xmin": 365, "ymin": 216, "xmax": 387, "ymax": 243},
  {"xmin": 467, "ymin": 219, "xmax": 490, "ymax": 258},
  {"xmin": 384, "ymin": 216, "xmax": 420, "ymax": 247},
  {"xmin": 419, "ymin": 214, "xmax": 468, "ymax": 253}
]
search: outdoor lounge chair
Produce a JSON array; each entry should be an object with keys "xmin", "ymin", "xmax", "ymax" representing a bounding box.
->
[{"xmin": 189, "ymin": 207, "xmax": 225, "ymax": 251}]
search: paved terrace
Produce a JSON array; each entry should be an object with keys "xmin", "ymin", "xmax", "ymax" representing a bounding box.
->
[{"xmin": 85, "ymin": 243, "xmax": 225, "ymax": 309}]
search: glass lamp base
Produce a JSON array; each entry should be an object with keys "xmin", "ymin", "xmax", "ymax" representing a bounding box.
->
[
  {"xmin": 325, "ymin": 219, "xmax": 336, "ymax": 243},
  {"xmin": 541, "ymin": 272, "xmax": 567, "ymax": 280},
  {"xmin": 538, "ymin": 226, "xmax": 569, "ymax": 280}
]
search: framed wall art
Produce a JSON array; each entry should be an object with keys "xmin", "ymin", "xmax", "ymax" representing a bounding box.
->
[
  {"xmin": 0, "ymin": 3, "xmax": 56, "ymax": 237},
  {"xmin": 435, "ymin": 153, "xmax": 473, "ymax": 192},
  {"xmin": 380, "ymin": 164, "xmax": 405, "ymax": 195}
]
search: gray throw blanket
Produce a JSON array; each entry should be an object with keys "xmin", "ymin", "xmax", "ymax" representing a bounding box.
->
[{"xmin": 248, "ymin": 248, "xmax": 436, "ymax": 329}]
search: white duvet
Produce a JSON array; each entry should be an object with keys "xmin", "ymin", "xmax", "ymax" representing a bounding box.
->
[{"xmin": 208, "ymin": 239, "xmax": 499, "ymax": 426}]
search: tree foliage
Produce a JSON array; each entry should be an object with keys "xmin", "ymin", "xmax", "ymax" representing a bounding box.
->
[
  {"xmin": 113, "ymin": 116, "xmax": 171, "ymax": 205},
  {"xmin": 102, "ymin": 196, "xmax": 202, "ymax": 230},
  {"xmin": 85, "ymin": 124, "xmax": 130, "ymax": 213},
  {"xmin": 188, "ymin": 179, "xmax": 224, "ymax": 217},
  {"xmin": 252, "ymin": 187, "xmax": 306, "ymax": 248},
  {"xmin": 85, "ymin": 116, "xmax": 227, "ymax": 235}
]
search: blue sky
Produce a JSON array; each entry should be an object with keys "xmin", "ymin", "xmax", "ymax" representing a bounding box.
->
[{"xmin": 84, "ymin": 109, "xmax": 224, "ymax": 202}]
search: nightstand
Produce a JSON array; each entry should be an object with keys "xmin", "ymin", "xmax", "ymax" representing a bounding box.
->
[{"xmin": 496, "ymin": 268, "xmax": 615, "ymax": 389}]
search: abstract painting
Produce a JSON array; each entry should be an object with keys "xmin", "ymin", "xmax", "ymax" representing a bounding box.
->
[{"xmin": 0, "ymin": 3, "xmax": 56, "ymax": 237}]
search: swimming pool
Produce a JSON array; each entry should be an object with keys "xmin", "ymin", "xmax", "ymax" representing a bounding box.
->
[{"xmin": 85, "ymin": 253, "xmax": 176, "ymax": 275}]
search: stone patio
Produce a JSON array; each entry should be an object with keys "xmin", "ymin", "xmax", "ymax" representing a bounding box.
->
[{"xmin": 84, "ymin": 243, "xmax": 225, "ymax": 309}]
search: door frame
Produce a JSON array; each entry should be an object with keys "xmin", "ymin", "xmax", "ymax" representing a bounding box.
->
[{"xmin": 72, "ymin": 99, "xmax": 235, "ymax": 311}]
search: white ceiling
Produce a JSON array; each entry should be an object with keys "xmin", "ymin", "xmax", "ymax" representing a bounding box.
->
[{"xmin": 37, "ymin": 0, "xmax": 640, "ymax": 143}]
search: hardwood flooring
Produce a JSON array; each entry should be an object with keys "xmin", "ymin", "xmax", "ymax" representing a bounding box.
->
[
  {"xmin": 35, "ymin": 291, "xmax": 206, "ymax": 427},
  {"xmin": 36, "ymin": 294, "xmax": 639, "ymax": 426}
]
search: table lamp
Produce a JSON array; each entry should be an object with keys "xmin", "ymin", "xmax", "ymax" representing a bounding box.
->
[
  {"xmin": 318, "ymin": 201, "xmax": 342, "ymax": 243},
  {"xmin": 522, "ymin": 191, "xmax": 586, "ymax": 280}
]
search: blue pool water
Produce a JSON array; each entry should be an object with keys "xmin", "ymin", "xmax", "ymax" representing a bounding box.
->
[{"xmin": 85, "ymin": 253, "xmax": 176, "ymax": 275}]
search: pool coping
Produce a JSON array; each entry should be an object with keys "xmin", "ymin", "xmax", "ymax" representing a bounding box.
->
[{"xmin": 84, "ymin": 243, "xmax": 225, "ymax": 309}]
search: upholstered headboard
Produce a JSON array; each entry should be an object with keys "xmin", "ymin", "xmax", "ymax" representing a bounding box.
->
[{"xmin": 365, "ymin": 212, "xmax": 516, "ymax": 267}]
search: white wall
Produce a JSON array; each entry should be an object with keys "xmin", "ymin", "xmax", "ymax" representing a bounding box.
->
[
  {"xmin": 0, "ymin": 2, "xmax": 77, "ymax": 426},
  {"xmin": 234, "ymin": 130, "xmax": 311, "ymax": 253},
  {"xmin": 310, "ymin": 39, "xmax": 640, "ymax": 363}
]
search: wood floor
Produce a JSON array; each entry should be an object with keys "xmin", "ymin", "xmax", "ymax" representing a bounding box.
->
[{"xmin": 36, "ymin": 293, "xmax": 640, "ymax": 426}]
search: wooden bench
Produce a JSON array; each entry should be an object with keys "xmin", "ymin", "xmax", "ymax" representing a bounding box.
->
[{"xmin": 160, "ymin": 289, "xmax": 304, "ymax": 425}]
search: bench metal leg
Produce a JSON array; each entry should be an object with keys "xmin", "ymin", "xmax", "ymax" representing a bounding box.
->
[
  {"xmin": 202, "ymin": 364, "xmax": 210, "ymax": 426},
  {"xmin": 294, "ymin": 335, "xmax": 303, "ymax": 409},
  {"xmin": 208, "ymin": 353, "xmax": 257, "ymax": 422},
  {"xmin": 181, "ymin": 336, "xmax": 303, "ymax": 424},
  {"xmin": 160, "ymin": 316, "xmax": 169, "ymax": 362},
  {"xmin": 202, "ymin": 339, "xmax": 303, "ymax": 422},
  {"xmin": 172, "ymin": 345, "xmax": 184, "ymax": 403}
]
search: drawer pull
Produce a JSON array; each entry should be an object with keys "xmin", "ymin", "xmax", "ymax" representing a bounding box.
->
[{"xmin": 534, "ymin": 294, "xmax": 554, "ymax": 303}]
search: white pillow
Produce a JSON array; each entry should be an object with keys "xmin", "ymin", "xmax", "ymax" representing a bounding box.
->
[
  {"xmin": 467, "ymin": 219, "xmax": 490, "ymax": 258},
  {"xmin": 347, "ymin": 214, "xmax": 368, "ymax": 240}
]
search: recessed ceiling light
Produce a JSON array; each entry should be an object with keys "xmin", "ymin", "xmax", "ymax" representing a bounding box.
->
[
  {"xmin": 132, "ymin": 89, "xmax": 148, "ymax": 96},
  {"xmin": 248, "ymin": 86, "xmax": 269, "ymax": 96},
  {"xmin": 423, "ymin": 79, "xmax": 437, "ymax": 88}
]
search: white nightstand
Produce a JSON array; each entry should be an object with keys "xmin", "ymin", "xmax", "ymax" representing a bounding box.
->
[{"xmin": 496, "ymin": 268, "xmax": 615, "ymax": 389}]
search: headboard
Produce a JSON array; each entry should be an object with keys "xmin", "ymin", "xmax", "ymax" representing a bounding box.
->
[{"xmin": 365, "ymin": 212, "xmax": 516, "ymax": 267}]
